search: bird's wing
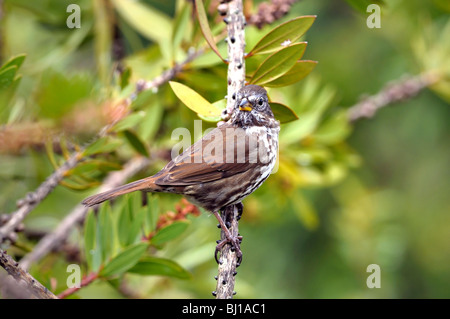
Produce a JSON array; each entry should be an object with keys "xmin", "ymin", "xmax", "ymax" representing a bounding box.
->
[{"xmin": 154, "ymin": 123, "xmax": 262, "ymax": 185}]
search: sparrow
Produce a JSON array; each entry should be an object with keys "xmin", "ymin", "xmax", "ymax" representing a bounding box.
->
[{"xmin": 82, "ymin": 84, "xmax": 280, "ymax": 265}]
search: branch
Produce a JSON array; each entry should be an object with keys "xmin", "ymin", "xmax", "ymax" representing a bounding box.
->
[
  {"xmin": 215, "ymin": 205, "xmax": 240, "ymax": 299},
  {"xmin": 347, "ymin": 72, "xmax": 440, "ymax": 122},
  {"xmin": 215, "ymin": 0, "xmax": 246, "ymax": 300},
  {"xmin": 19, "ymin": 156, "xmax": 150, "ymax": 270},
  {"xmin": 225, "ymin": 0, "xmax": 246, "ymax": 116},
  {"xmin": 135, "ymin": 48, "xmax": 202, "ymax": 94},
  {"xmin": 1, "ymin": 49, "xmax": 200, "ymax": 247},
  {"xmin": 0, "ymin": 152, "xmax": 82, "ymax": 243},
  {"xmin": 0, "ymin": 249, "xmax": 58, "ymax": 299}
]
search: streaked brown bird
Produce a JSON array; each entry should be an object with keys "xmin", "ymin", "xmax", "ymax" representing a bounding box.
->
[{"xmin": 82, "ymin": 85, "xmax": 280, "ymax": 264}]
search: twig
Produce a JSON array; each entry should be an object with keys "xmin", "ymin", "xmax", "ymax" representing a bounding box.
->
[
  {"xmin": 0, "ymin": 249, "xmax": 58, "ymax": 299},
  {"xmin": 215, "ymin": 205, "xmax": 240, "ymax": 299},
  {"xmin": 135, "ymin": 48, "xmax": 202, "ymax": 94},
  {"xmin": 19, "ymin": 156, "xmax": 150, "ymax": 270},
  {"xmin": 0, "ymin": 152, "xmax": 82, "ymax": 243},
  {"xmin": 57, "ymin": 272, "xmax": 98, "ymax": 299},
  {"xmin": 215, "ymin": 0, "xmax": 246, "ymax": 300},
  {"xmin": 347, "ymin": 72, "xmax": 440, "ymax": 122}
]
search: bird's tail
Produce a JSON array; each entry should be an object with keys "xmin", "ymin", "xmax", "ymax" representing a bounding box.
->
[{"xmin": 82, "ymin": 178, "xmax": 155, "ymax": 207}]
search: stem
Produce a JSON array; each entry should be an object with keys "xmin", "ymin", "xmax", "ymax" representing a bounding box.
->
[
  {"xmin": 215, "ymin": 0, "xmax": 246, "ymax": 299},
  {"xmin": 0, "ymin": 249, "xmax": 57, "ymax": 299},
  {"xmin": 347, "ymin": 72, "xmax": 440, "ymax": 122},
  {"xmin": 215, "ymin": 205, "xmax": 240, "ymax": 299},
  {"xmin": 57, "ymin": 272, "xmax": 98, "ymax": 299},
  {"xmin": 226, "ymin": 0, "xmax": 246, "ymax": 115}
]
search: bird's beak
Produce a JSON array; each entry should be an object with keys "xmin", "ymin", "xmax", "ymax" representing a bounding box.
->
[{"xmin": 239, "ymin": 98, "xmax": 252, "ymax": 112}]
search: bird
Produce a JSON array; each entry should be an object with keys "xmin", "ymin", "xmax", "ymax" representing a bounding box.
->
[{"xmin": 82, "ymin": 84, "xmax": 280, "ymax": 265}]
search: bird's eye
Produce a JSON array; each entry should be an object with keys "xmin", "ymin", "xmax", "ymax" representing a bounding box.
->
[{"xmin": 257, "ymin": 98, "xmax": 264, "ymax": 106}]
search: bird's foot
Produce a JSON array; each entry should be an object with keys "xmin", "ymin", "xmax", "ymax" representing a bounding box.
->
[
  {"xmin": 213, "ymin": 210, "xmax": 243, "ymax": 266},
  {"xmin": 214, "ymin": 234, "xmax": 243, "ymax": 266}
]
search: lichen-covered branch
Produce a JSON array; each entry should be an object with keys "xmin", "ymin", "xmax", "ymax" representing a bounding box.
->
[
  {"xmin": 215, "ymin": 205, "xmax": 240, "ymax": 299},
  {"xmin": 0, "ymin": 249, "xmax": 58, "ymax": 299},
  {"xmin": 347, "ymin": 72, "xmax": 440, "ymax": 122},
  {"xmin": 215, "ymin": 0, "xmax": 246, "ymax": 300}
]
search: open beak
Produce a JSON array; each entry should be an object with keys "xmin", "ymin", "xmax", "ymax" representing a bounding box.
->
[{"xmin": 239, "ymin": 98, "xmax": 252, "ymax": 112}]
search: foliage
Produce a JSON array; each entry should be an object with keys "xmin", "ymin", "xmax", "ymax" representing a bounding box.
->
[{"xmin": 0, "ymin": 0, "xmax": 449, "ymax": 299}]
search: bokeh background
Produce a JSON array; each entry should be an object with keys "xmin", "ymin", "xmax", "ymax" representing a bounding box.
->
[{"xmin": 0, "ymin": 0, "xmax": 449, "ymax": 298}]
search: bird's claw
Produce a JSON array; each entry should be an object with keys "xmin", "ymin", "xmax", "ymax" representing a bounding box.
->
[{"xmin": 215, "ymin": 234, "xmax": 243, "ymax": 266}]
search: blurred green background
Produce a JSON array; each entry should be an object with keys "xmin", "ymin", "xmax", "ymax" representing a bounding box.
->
[{"xmin": 0, "ymin": 0, "xmax": 449, "ymax": 298}]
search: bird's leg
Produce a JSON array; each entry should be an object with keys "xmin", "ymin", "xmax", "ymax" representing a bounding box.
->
[
  {"xmin": 213, "ymin": 208, "xmax": 243, "ymax": 266},
  {"xmin": 236, "ymin": 202, "xmax": 244, "ymax": 221}
]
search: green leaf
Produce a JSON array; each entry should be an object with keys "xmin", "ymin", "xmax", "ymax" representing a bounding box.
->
[
  {"xmin": 111, "ymin": 112, "xmax": 146, "ymax": 132},
  {"xmin": 93, "ymin": 223, "xmax": 104, "ymax": 272},
  {"xmin": 144, "ymin": 195, "xmax": 159, "ymax": 235},
  {"xmin": 194, "ymin": 0, "xmax": 224, "ymax": 61},
  {"xmin": 270, "ymin": 102, "xmax": 299, "ymax": 124},
  {"xmin": 84, "ymin": 211, "xmax": 103, "ymax": 272},
  {"xmin": 100, "ymin": 242, "xmax": 148, "ymax": 277},
  {"xmin": 84, "ymin": 211, "xmax": 96, "ymax": 271},
  {"xmin": 138, "ymin": 102, "xmax": 163, "ymax": 141},
  {"xmin": 312, "ymin": 110, "xmax": 352, "ymax": 144},
  {"xmin": 83, "ymin": 137, "xmax": 123, "ymax": 157},
  {"xmin": 44, "ymin": 139, "xmax": 58, "ymax": 169},
  {"xmin": 292, "ymin": 191, "xmax": 319, "ymax": 230},
  {"xmin": 264, "ymin": 60, "xmax": 317, "ymax": 88},
  {"xmin": 122, "ymin": 129, "xmax": 149, "ymax": 157},
  {"xmin": 197, "ymin": 99, "xmax": 226, "ymax": 122},
  {"xmin": 127, "ymin": 204, "xmax": 145, "ymax": 245},
  {"xmin": 151, "ymin": 220, "xmax": 190, "ymax": 246},
  {"xmin": 117, "ymin": 199, "xmax": 132, "ymax": 247},
  {"xmin": 1, "ymin": 54, "xmax": 26, "ymax": 72},
  {"xmin": 188, "ymin": 45, "xmax": 226, "ymax": 69},
  {"xmin": 111, "ymin": 0, "xmax": 172, "ymax": 43},
  {"xmin": 169, "ymin": 81, "xmax": 222, "ymax": 117},
  {"xmin": 120, "ymin": 67, "xmax": 132, "ymax": 90},
  {"xmin": 433, "ymin": 0, "xmax": 450, "ymax": 12},
  {"xmin": 99, "ymin": 203, "xmax": 115, "ymax": 263},
  {"xmin": 60, "ymin": 178, "xmax": 99, "ymax": 191},
  {"xmin": 130, "ymin": 89, "xmax": 153, "ymax": 110},
  {"xmin": 128, "ymin": 256, "xmax": 191, "ymax": 279},
  {"xmin": 93, "ymin": 0, "xmax": 112, "ymax": 85},
  {"xmin": 249, "ymin": 43, "xmax": 307, "ymax": 86},
  {"xmin": 249, "ymin": 16, "xmax": 316, "ymax": 56},
  {"xmin": 280, "ymin": 84, "xmax": 336, "ymax": 145},
  {"xmin": 68, "ymin": 160, "xmax": 122, "ymax": 175},
  {"xmin": 0, "ymin": 66, "xmax": 18, "ymax": 90},
  {"xmin": 172, "ymin": 3, "xmax": 191, "ymax": 56}
]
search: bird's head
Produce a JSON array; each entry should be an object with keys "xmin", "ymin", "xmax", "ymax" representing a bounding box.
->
[{"xmin": 231, "ymin": 85, "xmax": 278, "ymax": 128}]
